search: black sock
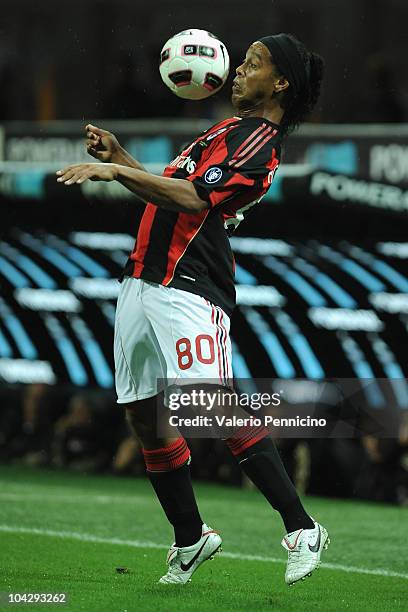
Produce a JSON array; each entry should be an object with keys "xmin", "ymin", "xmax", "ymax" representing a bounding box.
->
[
  {"xmin": 232, "ymin": 437, "xmax": 314, "ymax": 532},
  {"xmin": 147, "ymin": 464, "xmax": 203, "ymax": 547}
]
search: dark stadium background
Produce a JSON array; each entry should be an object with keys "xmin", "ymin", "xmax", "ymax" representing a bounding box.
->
[{"xmin": 1, "ymin": 0, "xmax": 407, "ymax": 507}]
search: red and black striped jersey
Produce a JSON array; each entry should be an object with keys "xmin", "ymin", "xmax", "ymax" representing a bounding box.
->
[{"xmin": 123, "ymin": 116, "xmax": 281, "ymax": 316}]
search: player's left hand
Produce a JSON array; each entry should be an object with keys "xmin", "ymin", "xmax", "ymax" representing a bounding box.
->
[{"xmin": 56, "ymin": 163, "xmax": 118, "ymax": 185}]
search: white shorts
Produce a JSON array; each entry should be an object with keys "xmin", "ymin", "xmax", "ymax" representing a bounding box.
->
[{"xmin": 114, "ymin": 277, "xmax": 232, "ymax": 403}]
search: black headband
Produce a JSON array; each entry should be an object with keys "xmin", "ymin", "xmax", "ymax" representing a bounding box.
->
[{"xmin": 258, "ymin": 34, "xmax": 310, "ymax": 96}]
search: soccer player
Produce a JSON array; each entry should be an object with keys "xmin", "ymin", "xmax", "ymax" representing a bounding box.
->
[{"xmin": 57, "ymin": 33, "xmax": 329, "ymax": 586}]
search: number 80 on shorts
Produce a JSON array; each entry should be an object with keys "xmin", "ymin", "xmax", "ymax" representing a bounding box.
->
[{"xmin": 176, "ymin": 335, "xmax": 215, "ymax": 370}]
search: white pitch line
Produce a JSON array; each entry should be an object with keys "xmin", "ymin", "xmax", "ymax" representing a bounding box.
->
[
  {"xmin": 0, "ymin": 490, "xmax": 268, "ymax": 511},
  {"xmin": 1, "ymin": 525, "xmax": 407, "ymax": 581},
  {"xmin": 0, "ymin": 493, "xmax": 150, "ymax": 505},
  {"xmin": 0, "ymin": 525, "xmax": 167, "ymax": 550}
]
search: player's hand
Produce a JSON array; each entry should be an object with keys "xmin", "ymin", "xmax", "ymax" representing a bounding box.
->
[
  {"xmin": 56, "ymin": 163, "xmax": 118, "ymax": 185},
  {"xmin": 85, "ymin": 124, "xmax": 121, "ymax": 162}
]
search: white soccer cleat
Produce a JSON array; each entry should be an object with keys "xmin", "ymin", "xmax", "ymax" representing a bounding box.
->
[
  {"xmin": 159, "ymin": 523, "xmax": 222, "ymax": 585},
  {"xmin": 281, "ymin": 520, "xmax": 330, "ymax": 585}
]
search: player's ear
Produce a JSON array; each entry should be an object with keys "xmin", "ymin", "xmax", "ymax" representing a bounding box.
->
[{"xmin": 274, "ymin": 76, "xmax": 289, "ymax": 94}]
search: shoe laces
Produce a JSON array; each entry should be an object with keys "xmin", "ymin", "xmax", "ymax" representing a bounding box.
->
[
  {"xmin": 288, "ymin": 539, "xmax": 304, "ymax": 562},
  {"xmin": 167, "ymin": 548, "xmax": 180, "ymax": 568}
]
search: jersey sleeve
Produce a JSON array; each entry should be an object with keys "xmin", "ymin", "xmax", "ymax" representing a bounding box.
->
[{"xmin": 187, "ymin": 122, "xmax": 280, "ymax": 209}]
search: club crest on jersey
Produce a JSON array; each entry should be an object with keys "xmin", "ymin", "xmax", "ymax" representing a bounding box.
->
[{"xmin": 204, "ymin": 167, "xmax": 223, "ymax": 184}]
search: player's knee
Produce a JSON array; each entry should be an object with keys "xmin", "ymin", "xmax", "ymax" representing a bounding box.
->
[
  {"xmin": 126, "ymin": 405, "xmax": 151, "ymax": 427},
  {"xmin": 125, "ymin": 398, "xmax": 157, "ymax": 433}
]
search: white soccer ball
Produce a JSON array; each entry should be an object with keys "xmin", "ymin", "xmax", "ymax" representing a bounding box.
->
[{"xmin": 159, "ymin": 29, "xmax": 230, "ymax": 100}]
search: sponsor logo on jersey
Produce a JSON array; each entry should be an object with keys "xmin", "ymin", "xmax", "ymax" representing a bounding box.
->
[
  {"xmin": 205, "ymin": 167, "xmax": 223, "ymax": 184},
  {"xmin": 169, "ymin": 154, "xmax": 197, "ymax": 174}
]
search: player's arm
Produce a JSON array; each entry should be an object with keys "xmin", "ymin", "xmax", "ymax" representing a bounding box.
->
[
  {"xmin": 56, "ymin": 163, "xmax": 208, "ymax": 214},
  {"xmin": 115, "ymin": 165, "xmax": 207, "ymax": 212},
  {"xmin": 84, "ymin": 124, "xmax": 203, "ymax": 209}
]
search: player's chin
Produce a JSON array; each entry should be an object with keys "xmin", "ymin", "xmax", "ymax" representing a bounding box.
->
[{"xmin": 231, "ymin": 90, "xmax": 241, "ymax": 106}]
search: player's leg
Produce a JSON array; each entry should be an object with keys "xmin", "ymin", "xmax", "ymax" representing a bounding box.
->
[
  {"xmin": 142, "ymin": 284, "xmax": 229, "ymax": 583},
  {"xmin": 125, "ymin": 395, "xmax": 204, "ymax": 549},
  {"xmin": 224, "ymin": 420, "xmax": 329, "ymax": 584},
  {"xmin": 127, "ymin": 400, "xmax": 221, "ymax": 585},
  {"xmin": 227, "ymin": 431, "xmax": 314, "ymax": 531},
  {"xmin": 115, "ymin": 278, "xmax": 220, "ymax": 583}
]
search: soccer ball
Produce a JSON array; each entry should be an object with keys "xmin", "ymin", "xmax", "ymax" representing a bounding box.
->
[{"xmin": 159, "ymin": 29, "xmax": 230, "ymax": 100}]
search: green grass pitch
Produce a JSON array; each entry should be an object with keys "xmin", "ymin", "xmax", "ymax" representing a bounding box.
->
[{"xmin": 0, "ymin": 465, "xmax": 406, "ymax": 611}]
